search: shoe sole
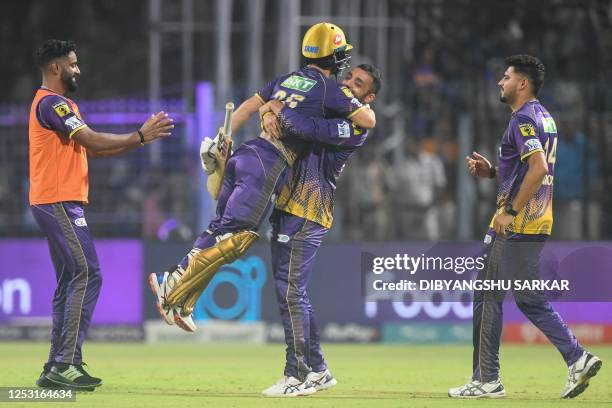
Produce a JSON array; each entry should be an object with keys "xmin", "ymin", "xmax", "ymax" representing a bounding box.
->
[
  {"xmin": 448, "ymin": 388, "xmax": 505, "ymax": 399},
  {"xmin": 448, "ymin": 391, "xmax": 505, "ymax": 399},
  {"xmin": 448, "ymin": 392, "xmax": 505, "ymax": 399},
  {"xmin": 563, "ymin": 358, "xmax": 602, "ymax": 399},
  {"xmin": 36, "ymin": 376, "xmax": 61, "ymax": 389},
  {"xmin": 262, "ymin": 388, "xmax": 317, "ymax": 397},
  {"xmin": 148, "ymin": 273, "xmax": 174, "ymax": 325},
  {"xmin": 174, "ymin": 313, "xmax": 196, "ymax": 333},
  {"xmin": 44, "ymin": 373, "xmax": 99, "ymax": 392}
]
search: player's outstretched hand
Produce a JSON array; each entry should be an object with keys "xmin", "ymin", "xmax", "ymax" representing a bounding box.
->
[
  {"xmin": 466, "ymin": 151, "xmax": 494, "ymax": 178},
  {"xmin": 140, "ymin": 111, "xmax": 174, "ymax": 143}
]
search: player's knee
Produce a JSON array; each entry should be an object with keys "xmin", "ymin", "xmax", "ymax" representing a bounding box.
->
[
  {"xmin": 285, "ymin": 290, "xmax": 306, "ymax": 305},
  {"xmin": 88, "ymin": 265, "xmax": 103, "ymax": 290}
]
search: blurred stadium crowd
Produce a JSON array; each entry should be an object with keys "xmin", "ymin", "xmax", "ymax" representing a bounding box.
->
[{"xmin": 1, "ymin": 0, "xmax": 611, "ymax": 241}]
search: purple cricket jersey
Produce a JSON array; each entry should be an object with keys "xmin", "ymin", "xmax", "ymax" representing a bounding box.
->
[{"xmin": 491, "ymin": 100, "xmax": 557, "ymax": 235}]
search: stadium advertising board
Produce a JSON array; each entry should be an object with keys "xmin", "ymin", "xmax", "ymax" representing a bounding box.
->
[{"xmin": 0, "ymin": 239, "xmax": 142, "ymax": 325}]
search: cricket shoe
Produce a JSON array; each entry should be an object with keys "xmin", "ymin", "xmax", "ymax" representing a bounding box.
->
[
  {"xmin": 45, "ymin": 363, "xmax": 101, "ymax": 391},
  {"xmin": 148, "ymin": 267, "xmax": 184, "ymax": 325},
  {"xmin": 262, "ymin": 376, "xmax": 317, "ymax": 397},
  {"xmin": 561, "ymin": 351, "xmax": 602, "ymax": 398},
  {"xmin": 306, "ymin": 369, "xmax": 337, "ymax": 391},
  {"xmin": 174, "ymin": 308, "xmax": 196, "ymax": 332},
  {"xmin": 448, "ymin": 378, "xmax": 505, "ymax": 398},
  {"xmin": 36, "ymin": 363, "xmax": 56, "ymax": 388}
]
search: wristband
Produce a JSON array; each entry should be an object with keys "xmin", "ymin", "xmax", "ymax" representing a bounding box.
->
[
  {"xmin": 138, "ymin": 130, "xmax": 145, "ymax": 146},
  {"xmin": 505, "ymin": 203, "xmax": 518, "ymax": 217},
  {"xmin": 489, "ymin": 165, "xmax": 497, "ymax": 178}
]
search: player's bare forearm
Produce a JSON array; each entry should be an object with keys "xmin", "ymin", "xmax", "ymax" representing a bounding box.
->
[
  {"xmin": 510, "ymin": 152, "xmax": 548, "ymax": 211},
  {"xmin": 74, "ymin": 111, "xmax": 173, "ymax": 152},
  {"xmin": 349, "ymin": 107, "xmax": 376, "ymax": 129},
  {"xmin": 73, "ymin": 128, "xmax": 141, "ymax": 152},
  {"xmin": 89, "ymin": 144, "xmax": 140, "ymax": 158},
  {"xmin": 231, "ymin": 95, "xmax": 264, "ymax": 133}
]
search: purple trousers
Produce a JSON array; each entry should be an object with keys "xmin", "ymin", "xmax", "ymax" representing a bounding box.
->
[
  {"xmin": 178, "ymin": 138, "xmax": 288, "ymax": 269},
  {"xmin": 31, "ymin": 202, "xmax": 102, "ymax": 365},
  {"xmin": 472, "ymin": 233, "xmax": 584, "ymax": 382},
  {"xmin": 270, "ymin": 210, "xmax": 329, "ymax": 380}
]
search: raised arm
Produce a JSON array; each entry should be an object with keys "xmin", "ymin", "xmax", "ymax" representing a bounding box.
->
[
  {"xmin": 231, "ymin": 95, "xmax": 265, "ymax": 133},
  {"xmin": 74, "ymin": 111, "xmax": 174, "ymax": 154}
]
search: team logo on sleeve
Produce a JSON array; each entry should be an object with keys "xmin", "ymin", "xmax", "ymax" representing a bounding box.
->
[
  {"xmin": 65, "ymin": 116, "xmax": 84, "ymax": 130},
  {"xmin": 52, "ymin": 101, "xmax": 71, "ymax": 117},
  {"xmin": 524, "ymin": 138, "xmax": 543, "ymax": 153},
  {"xmin": 337, "ymin": 121, "xmax": 351, "ymax": 138},
  {"xmin": 519, "ymin": 123, "xmax": 536, "ymax": 137},
  {"xmin": 351, "ymin": 122, "xmax": 364, "ymax": 136},
  {"xmin": 341, "ymin": 86, "xmax": 354, "ymax": 98}
]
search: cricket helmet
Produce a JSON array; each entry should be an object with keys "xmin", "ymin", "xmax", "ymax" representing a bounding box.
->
[{"xmin": 301, "ymin": 22, "xmax": 353, "ymax": 73}]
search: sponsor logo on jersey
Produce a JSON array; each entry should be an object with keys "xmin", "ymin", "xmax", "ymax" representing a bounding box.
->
[
  {"xmin": 65, "ymin": 116, "xmax": 84, "ymax": 131},
  {"xmin": 277, "ymin": 234, "xmax": 290, "ymax": 243},
  {"xmin": 524, "ymin": 138, "xmax": 543, "ymax": 153},
  {"xmin": 541, "ymin": 117, "xmax": 558, "ymax": 133},
  {"xmin": 74, "ymin": 217, "xmax": 87, "ymax": 227},
  {"xmin": 280, "ymin": 75, "xmax": 317, "ymax": 92},
  {"xmin": 337, "ymin": 121, "xmax": 351, "ymax": 138},
  {"xmin": 519, "ymin": 123, "xmax": 536, "ymax": 137},
  {"xmin": 52, "ymin": 101, "xmax": 71, "ymax": 117}
]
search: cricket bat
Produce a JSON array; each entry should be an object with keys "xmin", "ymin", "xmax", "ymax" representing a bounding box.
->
[{"xmin": 206, "ymin": 102, "xmax": 234, "ymax": 199}]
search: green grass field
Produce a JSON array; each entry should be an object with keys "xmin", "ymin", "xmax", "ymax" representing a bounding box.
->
[{"xmin": 1, "ymin": 342, "xmax": 610, "ymax": 407}]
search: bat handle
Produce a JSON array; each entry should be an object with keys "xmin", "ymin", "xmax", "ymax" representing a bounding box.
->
[{"xmin": 223, "ymin": 102, "xmax": 234, "ymax": 135}]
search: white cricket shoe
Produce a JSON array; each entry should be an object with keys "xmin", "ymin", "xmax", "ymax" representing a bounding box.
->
[
  {"xmin": 174, "ymin": 310, "xmax": 196, "ymax": 333},
  {"xmin": 262, "ymin": 376, "xmax": 316, "ymax": 397},
  {"xmin": 561, "ymin": 351, "xmax": 602, "ymax": 398},
  {"xmin": 306, "ymin": 369, "xmax": 337, "ymax": 391},
  {"xmin": 149, "ymin": 272, "xmax": 174, "ymax": 325},
  {"xmin": 148, "ymin": 268, "xmax": 184, "ymax": 325},
  {"xmin": 448, "ymin": 378, "xmax": 505, "ymax": 398}
]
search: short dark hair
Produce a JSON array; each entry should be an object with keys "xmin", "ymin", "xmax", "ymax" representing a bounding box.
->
[
  {"xmin": 504, "ymin": 54, "xmax": 545, "ymax": 96},
  {"xmin": 357, "ymin": 63, "xmax": 383, "ymax": 94},
  {"xmin": 34, "ymin": 39, "xmax": 77, "ymax": 69},
  {"xmin": 304, "ymin": 55, "xmax": 336, "ymax": 71}
]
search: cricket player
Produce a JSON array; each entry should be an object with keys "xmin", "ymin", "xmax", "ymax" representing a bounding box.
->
[
  {"xmin": 448, "ymin": 55, "xmax": 602, "ymax": 399},
  {"xmin": 30, "ymin": 39, "xmax": 174, "ymax": 390},
  {"xmin": 149, "ymin": 23, "xmax": 375, "ymax": 343},
  {"xmin": 257, "ymin": 64, "xmax": 382, "ymax": 396}
]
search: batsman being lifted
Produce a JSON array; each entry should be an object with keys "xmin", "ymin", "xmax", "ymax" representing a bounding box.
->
[{"xmin": 148, "ymin": 23, "xmax": 375, "ymax": 334}]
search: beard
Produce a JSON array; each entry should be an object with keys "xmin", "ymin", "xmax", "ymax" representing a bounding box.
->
[
  {"xmin": 61, "ymin": 69, "xmax": 78, "ymax": 93},
  {"xmin": 499, "ymin": 88, "xmax": 513, "ymax": 104}
]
